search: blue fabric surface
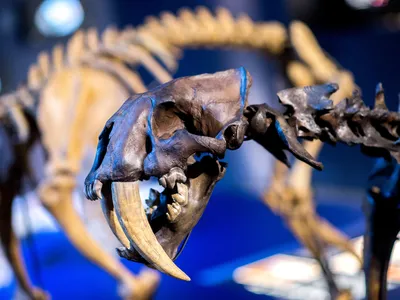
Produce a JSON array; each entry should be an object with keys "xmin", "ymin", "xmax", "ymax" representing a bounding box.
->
[{"xmin": 0, "ymin": 189, "xmax": 366, "ymax": 299}]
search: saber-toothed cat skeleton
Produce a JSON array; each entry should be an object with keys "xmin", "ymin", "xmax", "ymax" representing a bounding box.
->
[
  {"xmin": 1, "ymin": 6, "xmax": 359, "ymax": 299},
  {"xmin": 84, "ymin": 68, "xmax": 400, "ymax": 299}
]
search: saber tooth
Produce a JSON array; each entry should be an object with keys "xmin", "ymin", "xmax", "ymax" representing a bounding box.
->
[{"xmin": 111, "ymin": 181, "xmax": 190, "ymax": 281}]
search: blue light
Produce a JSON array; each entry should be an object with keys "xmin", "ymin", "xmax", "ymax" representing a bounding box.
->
[
  {"xmin": 345, "ymin": 0, "xmax": 388, "ymax": 9},
  {"xmin": 34, "ymin": 0, "xmax": 84, "ymax": 37}
]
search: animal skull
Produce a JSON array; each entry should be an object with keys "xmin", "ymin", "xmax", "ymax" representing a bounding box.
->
[{"xmin": 85, "ymin": 68, "xmax": 252, "ymax": 280}]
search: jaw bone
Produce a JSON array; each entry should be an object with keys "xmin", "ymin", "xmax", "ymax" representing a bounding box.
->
[{"xmin": 101, "ymin": 155, "xmax": 225, "ymax": 282}]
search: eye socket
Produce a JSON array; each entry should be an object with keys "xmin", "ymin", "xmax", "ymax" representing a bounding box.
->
[
  {"xmin": 175, "ymin": 111, "xmax": 201, "ymax": 136},
  {"xmin": 152, "ymin": 102, "xmax": 214, "ymax": 139},
  {"xmin": 152, "ymin": 102, "xmax": 185, "ymax": 139}
]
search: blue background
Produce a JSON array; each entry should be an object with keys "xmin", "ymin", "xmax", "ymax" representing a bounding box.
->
[{"xmin": 1, "ymin": 0, "xmax": 400, "ymax": 299}]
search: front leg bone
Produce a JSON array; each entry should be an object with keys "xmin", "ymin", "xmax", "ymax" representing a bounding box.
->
[
  {"xmin": 39, "ymin": 175, "xmax": 161, "ymax": 295},
  {"xmin": 0, "ymin": 179, "xmax": 49, "ymax": 300}
]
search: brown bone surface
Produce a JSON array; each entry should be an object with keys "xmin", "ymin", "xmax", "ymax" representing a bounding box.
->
[
  {"xmin": 0, "ymin": 6, "xmax": 386, "ymax": 298},
  {"xmin": 361, "ymin": 86, "xmax": 400, "ymax": 300},
  {"xmin": 246, "ymin": 83, "xmax": 400, "ymax": 162},
  {"xmin": 85, "ymin": 68, "xmax": 251, "ymax": 280},
  {"xmin": 364, "ymin": 157, "xmax": 400, "ymax": 300},
  {"xmin": 85, "ymin": 68, "xmax": 249, "ymax": 185},
  {"xmin": 0, "ymin": 109, "xmax": 48, "ymax": 300},
  {"xmin": 0, "ymin": 8, "xmax": 343, "ymax": 297},
  {"xmin": 113, "ymin": 156, "xmax": 226, "ymax": 264},
  {"xmin": 86, "ymin": 67, "xmax": 400, "ymax": 286}
]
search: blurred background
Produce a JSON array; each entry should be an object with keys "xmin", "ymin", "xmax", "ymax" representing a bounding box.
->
[{"xmin": 1, "ymin": 0, "xmax": 400, "ymax": 299}]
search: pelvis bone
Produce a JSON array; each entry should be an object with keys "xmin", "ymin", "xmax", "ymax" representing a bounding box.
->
[{"xmin": 85, "ymin": 68, "xmax": 252, "ymax": 281}]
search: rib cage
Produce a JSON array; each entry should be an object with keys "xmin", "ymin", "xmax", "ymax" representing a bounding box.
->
[{"xmin": 0, "ymin": 24, "xmax": 177, "ymax": 141}]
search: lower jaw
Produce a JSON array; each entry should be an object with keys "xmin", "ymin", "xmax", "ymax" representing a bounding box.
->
[
  {"xmin": 102, "ymin": 180, "xmax": 190, "ymax": 280},
  {"xmin": 101, "ymin": 179, "xmax": 183, "ymax": 261},
  {"xmin": 101, "ymin": 154, "xmax": 226, "ymax": 281}
]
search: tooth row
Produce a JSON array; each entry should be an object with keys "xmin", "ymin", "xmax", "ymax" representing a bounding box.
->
[
  {"xmin": 150, "ymin": 169, "xmax": 189, "ymax": 222},
  {"xmin": 167, "ymin": 183, "xmax": 189, "ymax": 223},
  {"xmin": 159, "ymin": 167, "xmax": 187, "ymax": 189},
  {"xmin": 167, "ymin": 202, "xmax": 182, "ymax": 223},
  {"xmin": 171, "ymin": 182, "xmax": 188, "ymax": 206}
]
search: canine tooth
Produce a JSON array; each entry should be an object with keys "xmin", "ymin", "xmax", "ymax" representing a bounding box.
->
[
  {"xmin": 174, "ymin": 183, "xmax": 189, "ymax": 206},
  {"xmin": 159, "ymin": 177, "xmax": 167, "ymax": 188},
  {"xmin": 172, "ymin": 194, "xmax": 185, "ymax": 206},
  {"xmin": 111, "ymin": 182, "xmax": 190, "ymax": 280},
  {"xmin": 95, "ymin": 191, "xmax": 102, "ymax": 200},
  {"xmin": 166, "ymin": 177, "xmax": 175, "ymax": 189},
  {"xmin": 175, "ymin": 171, "xmax": 187, "ymax": 184},
  {"xmin": 177, "ymin": 182, "xmax": 188, "ymax": 196},
  {"xmin": 164, "ymin": 168, "xmax": 187, "ymax": 189},
  {"xmin": 167, "ymin": 204, "xmax": 176, "ymax": 213},
  {"xmin": 93, "ymin": 180, "xmax": 103, "ymax": 200},
  {"xmin": 167, "ymin": 203, "xmax": 180, "ymax": 222}
]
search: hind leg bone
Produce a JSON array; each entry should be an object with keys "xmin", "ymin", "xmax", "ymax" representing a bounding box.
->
[{"xmin": 38, "ymin": 175, "xmax": 159, "ymax": 299}]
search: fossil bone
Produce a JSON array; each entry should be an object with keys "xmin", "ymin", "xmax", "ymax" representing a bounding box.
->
[
  {"xmin": 85, "ymin": 68, "xmax": 400, "ymax": 291},
  {"xmin": 81, "ymin": 68, "xmax": 377, "ymax": 280},
  {"xmin": 85, "ymin": 68, "xmax": 250, "ymax": 279},
  {"xmin": 111, "ymin": 181, "xmax": 190, "ymax": 281},
  {"xmin": 0, "ymin": 6, "xmax": 377, "ymax": 298},
  {"xmin": 364, "ymin": 157, "xmax": 400, "ymax": 300},
  {"xmin": 362, "ymin": 88, "xmax": 400, "ymax": 300}
]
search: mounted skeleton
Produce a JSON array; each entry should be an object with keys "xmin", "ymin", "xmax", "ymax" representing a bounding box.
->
[
  {"xmin": 0, "ymin": 24, "xmax": 174, "ymax": 300},
  {"xmin": 85, "ymin": 68, "xmax": 400, "ymax": 300},
  {"xmin": 0, "ymin": 6, "xmax": 361, "ymax": 299}
]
